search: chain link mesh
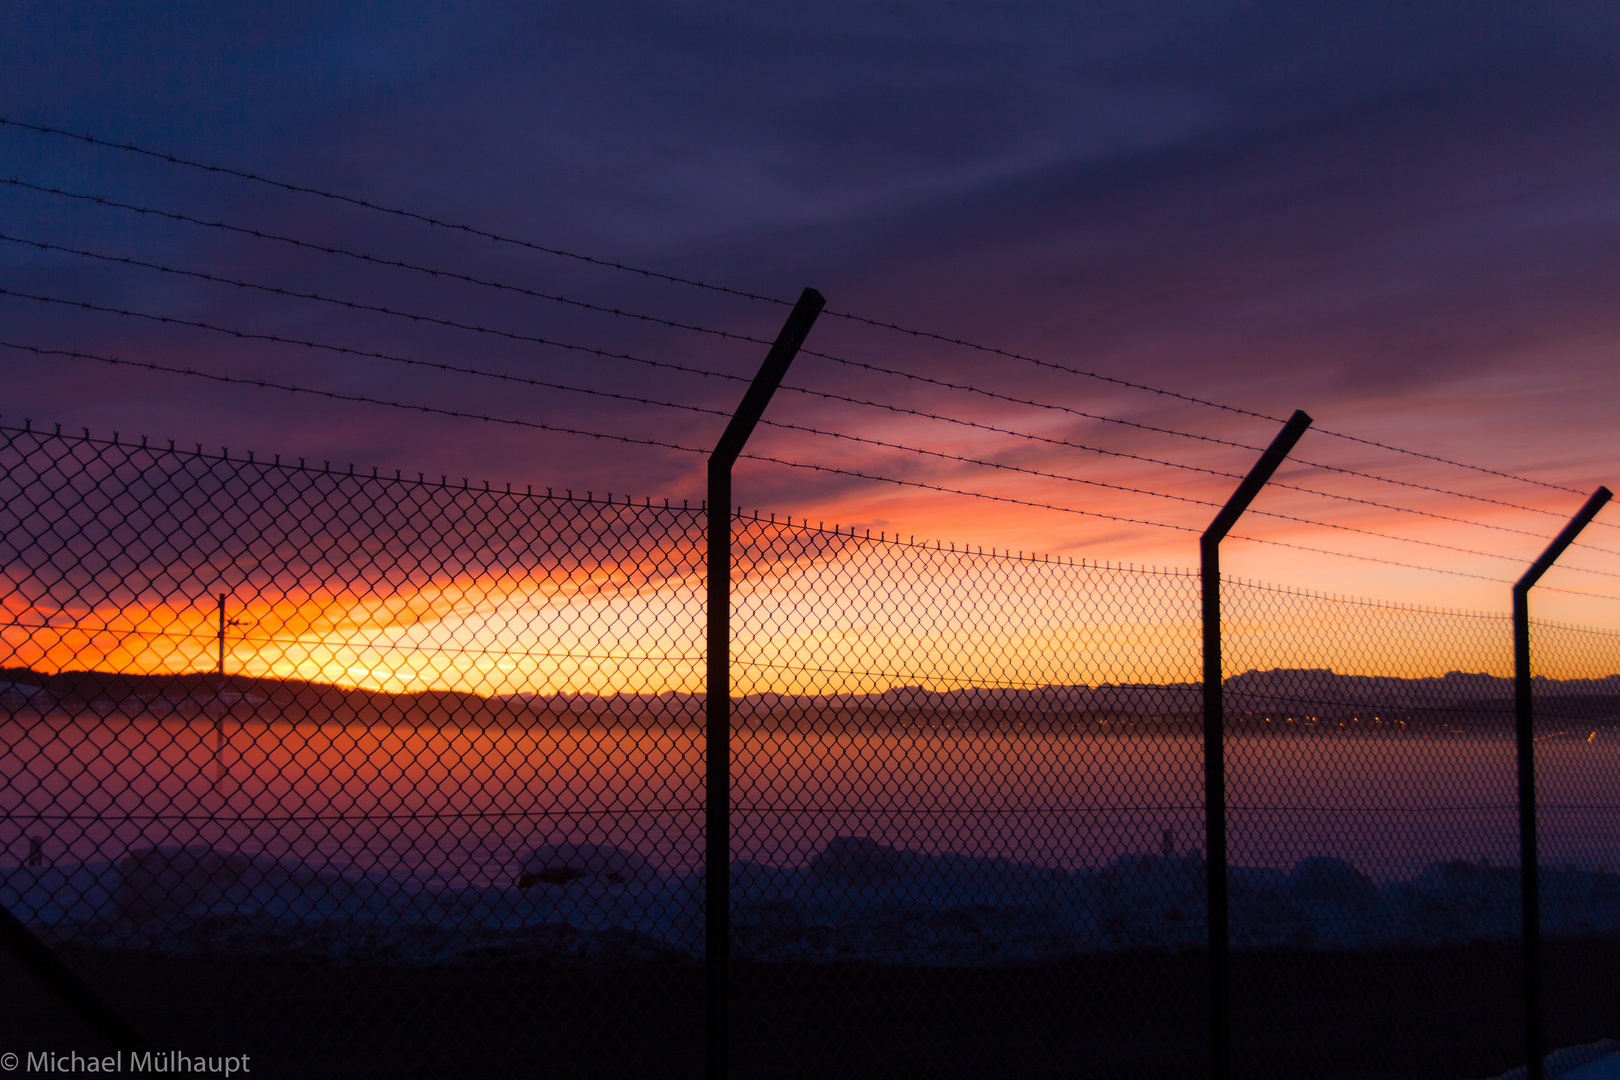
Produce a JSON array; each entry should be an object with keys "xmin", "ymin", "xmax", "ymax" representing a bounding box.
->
[
  {"xmin": 1, "ymin": 425, "xmax": 709, "ymax": 1076},
  {"xmin": 1523, "ymin": 618, "xmax": 1620, "ymax": 1063},
  {"xmin": 3, "ymin": 423, "xmax": 1619, "ymax": 1079},
  {"xmin": 1219, "ymin": 583, "xmax": 1520, "ymax": 1074},
  {"xmin": 729, "ymin": 516, "xmax": 1205, "ymax": 1077}
]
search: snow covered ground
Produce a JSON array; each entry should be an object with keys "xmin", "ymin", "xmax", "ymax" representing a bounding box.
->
[
  {"xmin": 1562, "ymin": 1048, "xmax": 1620, "ymax": 1080},
  {"xmin": 4, "ymin": 835, "xmax": 1620, "ymax": 965},
  {"xmin": 1474, "ymin": 1040, "xmax": 1620, "ymax": 1080}
]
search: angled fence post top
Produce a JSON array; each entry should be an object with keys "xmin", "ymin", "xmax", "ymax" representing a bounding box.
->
[
  {"xmin": 710, "ymin": 287, "xmax": 826, "ymax": 470},
  {"xmin": 1516, "ymin": 486, "xmax": 1612, "ymax": 595},
  {"xmin": 1512, "ymin": 483, "xmax": 1611, "ymax": 1080},
  {"xmin": 1202, "ymin": 409, "xmax": 1314, "ymax": 547},
  {"xmin": 1201, "ymin": 406, "xmax": 1312, "ymax": 1080},
  {"xmin": 706, "ymin": 283, "xmax": 824, "ymax": 1080}
]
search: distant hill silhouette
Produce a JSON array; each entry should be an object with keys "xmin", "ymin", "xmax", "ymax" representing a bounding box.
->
[{"xmin": 2, "ymin": 666, "xmax": 1617, "ymax": 734}]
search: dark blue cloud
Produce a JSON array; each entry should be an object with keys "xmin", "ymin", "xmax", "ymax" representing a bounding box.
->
[{"xmin": 0, "ymin": 1, "xmax": 1615, "ymax": 536}]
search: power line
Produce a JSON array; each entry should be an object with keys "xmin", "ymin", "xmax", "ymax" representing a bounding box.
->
[
  {"xmin": 1, "ymin": 619, "xmax": 706, "ymax": 664},
  {"xmin": 2, "ymin": 114, "xmax": 1594, "ymax": 498}
]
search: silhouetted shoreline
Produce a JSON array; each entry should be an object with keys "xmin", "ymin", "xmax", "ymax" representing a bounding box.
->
[{"xmin": 6, "ymin": 666, "xmax": 1619, "ymax": 735}]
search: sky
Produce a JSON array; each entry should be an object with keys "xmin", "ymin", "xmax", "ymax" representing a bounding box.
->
[{"xmin": 2, "ymin": 0, "xmax": 1619, "ymax": 665}]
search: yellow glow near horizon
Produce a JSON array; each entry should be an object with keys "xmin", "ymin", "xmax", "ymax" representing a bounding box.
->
[{"xmin": 11, "ymin": 525, "xmax": 1612, "ymax": 699}]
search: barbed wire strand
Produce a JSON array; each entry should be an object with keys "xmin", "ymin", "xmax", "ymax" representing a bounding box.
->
[
  {"xmin": 19, "ymin": 177, "xmax": 1607, "ymax": 541},
  {"xmin": 8, "ymin": 273, "xmax": 1619, "ymax": 570},
  {"xmin": 5, "ymin": 337, "xmax": 1617, "ymax": 601},
  {"xmin": 817, "ymin": 308, "xmax": 1594, "ymax": 495},
  {"xmin": 0, "ymin": 284, "xmax": 748, "ymax": 416},
  {"xmin": 0, "ymin": 337, "xmax": 711, "ymax": 452},
  {"xmin": 0, "ymin": 115, "xmax": 1592, "ymax": 496},
  {"xmin": 5, "ymin": 228, "xmax": 1611, "ymax": 537},
  {"xmin": 1, "ymin": 177, "xmax": 779, "ymax": 350},
  {"xmin": 9, "ymin": 284, "xmax": 1617, "ymax": 577},
  {"xmin": 0, "ymin": 117, "xmax": 786, "ymax": 305},
  {"xmin": 793, "ymin": 352, "xmax": 1618, "ymax": 530},
  {"xmin": 784, "ymin": 384, "xmax": 1620, "ymax": 554},
  {"xmin": 739, "ymin": 448, "xmax": 1620, "ymax": 598}
]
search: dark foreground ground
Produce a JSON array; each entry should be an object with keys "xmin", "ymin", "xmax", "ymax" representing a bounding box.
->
[{"xmin": 3, "ymin": 941, "xmax": 1617, "ymax": 1079}]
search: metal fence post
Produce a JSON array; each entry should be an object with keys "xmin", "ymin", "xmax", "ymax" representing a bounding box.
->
[
  {"xmin": 0, "ymin": 903, "xmax": 150, "ymax": 1053},
  {"xmin": 1201, "ymin": 409, "xmax": 1312, "ymax": 1080},
  {"xmin": 706, "ymin": 287, "xmax": 825, "ymax": 1080},
  {"xmin": 1512, "ymin": 485, "xmax": 1611, "ymax": 1080}
]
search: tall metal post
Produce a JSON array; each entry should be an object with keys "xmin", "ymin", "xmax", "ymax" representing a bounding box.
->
[
  {"xmin": 1513, "ymin": 485, "xmax": 1611, "ymax": 1080},
  {"xmin": 706, "ymin": 287, "xmax": 824, "ymax": 1079},
  {"xmin": 0, "ymin": 904, "xmax": 150, "ymax": 1053},
  {"xmin": 217, "ymin": 593, "xmax": 227, "ymax": 676},
  {"xmin": 1202, "ymin": 409, "xmax": 1312, "ymax": 1080}
]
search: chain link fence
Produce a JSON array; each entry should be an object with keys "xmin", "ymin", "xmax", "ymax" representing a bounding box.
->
[
  {"xmin": 728, "ymin": 515, "xmax": 1206, "ymax": 1078},
  {"xmin": 1220, "ymin": 585, "xmax": 1522, "ymax": 1076},
  {"xmin": 4, "ymin": 422, "xmax": 1620, "ymax": 1079},
  {"xmin": 0, "ymin": 424, "xmax": 710, "ymax": 1076}
]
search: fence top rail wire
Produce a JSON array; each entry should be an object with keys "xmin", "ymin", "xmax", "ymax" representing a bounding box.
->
[
  {"xmin": 2, "ymin": 113, "xmax": 1601, "ymax": 504},
  {"xmin": 8, "ymin": 417, "xmax": 1620, "ymax": 629},
  {"xmin": 8, "ymin": 333, "xmax": 1618, "ymax": 586},
  {"xmin": 4, "ymin": 396, "xmax": 1619, "ymax": 603}
]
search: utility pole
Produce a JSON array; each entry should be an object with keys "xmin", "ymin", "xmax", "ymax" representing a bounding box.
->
[{"xmin": 211, "ymin": 593, "xmax": 244, "ymax": 783}]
